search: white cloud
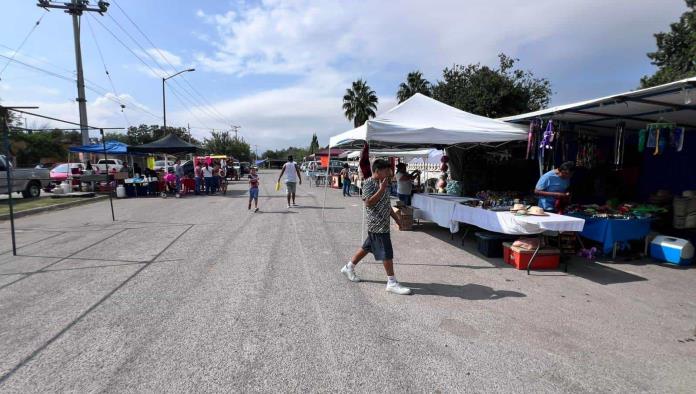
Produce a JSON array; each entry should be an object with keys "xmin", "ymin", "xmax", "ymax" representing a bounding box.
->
[{"xmin": 187, "ymin": 0, "xmax": 686, "ymax": 151}]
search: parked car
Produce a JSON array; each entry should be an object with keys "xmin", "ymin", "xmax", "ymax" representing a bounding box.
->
[
  {"xmin": 154, "ymin": 160, "xmax": 178, "ymax": 173},
  {"xmin": 239, "ymin": 162, "xmax": 251, "ymax": 176},
  {"xmin": 49, "ymin": 163, "xmax": 85, "ymax": 183},
  {"xmin": 93, "ymin": 159, "xmax": 124, "ymax": 173},
  {"xmin": 0, "ymin": 155, "xmax": 52, "ymax": 198},
  {"xmin": 35, "ymin": 162, "xmax": 56, "ymax": 170}
]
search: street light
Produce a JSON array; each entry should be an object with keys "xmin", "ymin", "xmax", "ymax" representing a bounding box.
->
[
  {"xmin": 161, "ymin": 68, "xmax": 194, "ymax": 171},
  {"xmin": 162, "ymin": 68, "xmax": 195, "ymax": 133}
]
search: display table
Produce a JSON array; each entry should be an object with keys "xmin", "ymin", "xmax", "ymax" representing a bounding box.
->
[
  {"xmin": 569, "ymin": 215, "xmax": 652, "ymax": 256},
  {"xmin": 452, "ymin": 205, "xmax": 586, "ymax": 235},
  {"xmin": 412, "ymin": 194, "xmax": 477, "ymax": 233}
]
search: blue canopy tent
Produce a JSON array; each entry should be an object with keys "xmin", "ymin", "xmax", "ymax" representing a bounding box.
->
[{"xmin": 69, "ymin": 141, "xmax": 139, "ymax": 154}]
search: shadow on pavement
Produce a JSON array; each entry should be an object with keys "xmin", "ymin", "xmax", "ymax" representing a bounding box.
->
[
  {"xmin": 565, "ymin": 261, "xmax": 647, "ymax": 285},
  {"xmin": 361, "ymin": 280, "xmax": 526, "ymax": 300}
]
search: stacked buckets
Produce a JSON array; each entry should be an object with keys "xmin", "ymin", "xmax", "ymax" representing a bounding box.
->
[{"xmin": 673, "ymin": 190, "xmax": 696, "ymax": 229}]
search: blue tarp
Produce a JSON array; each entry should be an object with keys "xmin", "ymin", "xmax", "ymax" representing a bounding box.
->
[
  {"xmin": 69, "ymin": 141, "xmax": 141, "ymax": 155},
  {"xmin": 255, "ymin": 159, "xmax": 266, "ymax": 165}
]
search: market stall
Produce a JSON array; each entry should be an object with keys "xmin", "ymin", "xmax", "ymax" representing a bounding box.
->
[
  {"xmin": 501, "ymin": 77, "xmax": 696, "ymax": 259},
  {"xmin": 126, "ymin": 134, "xmax": 201, "ymax": 197},
  {"xmin": 325, "ymin": 93, "xmax": 527, "ymax": 215},
  {"xmin": 412, "ymin": 194, "xmax": 476, "ymax": 233}
]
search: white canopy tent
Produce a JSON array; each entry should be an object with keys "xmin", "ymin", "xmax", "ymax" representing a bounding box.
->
[
  {"xmin": 346, "ymin": 148, "xmax": 436, "ymax": 160},
  {"xmin": 329, "ymin": 93, "xmax": 527, "ymax": 150},
  {"xmin": 323, "ymin": 94, "xmax": 528, "ymax": 228}
]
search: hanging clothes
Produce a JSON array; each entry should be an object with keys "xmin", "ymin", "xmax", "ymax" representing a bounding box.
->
[
  {"xmin": 613, "ymin": 122, "xmax": 625, "ymax": 169},
  {"xmin": 638, "ymin": 129, "xmax": 647, "ymax": 152}
]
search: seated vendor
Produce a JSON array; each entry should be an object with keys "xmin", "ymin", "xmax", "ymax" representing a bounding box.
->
[{"xmin": 534, "ymin": 161, "xmax": 575, "ymax": 212}]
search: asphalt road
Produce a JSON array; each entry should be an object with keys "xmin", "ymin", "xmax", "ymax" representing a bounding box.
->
[{"xmin": 1, "ymin": 169, "xmax": 695, "ymax": 393}]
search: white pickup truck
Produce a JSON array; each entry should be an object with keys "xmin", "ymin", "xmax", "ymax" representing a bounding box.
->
[
  {"xmin": 93, "ymin": 159, "xmax": 124, "ymax": 173},
  {"xmin": 0, "ymin": 155, "xmax": 52, "ymax": 198}
]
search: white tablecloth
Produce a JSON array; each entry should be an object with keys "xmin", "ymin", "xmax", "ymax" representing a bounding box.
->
[
  {"xmin": 412, "ymin": 194, "xmax": 476, "ymax": 233},
  {"xmin": 452, "ymin": 204, "xmax": 585, "ymax": 235}
]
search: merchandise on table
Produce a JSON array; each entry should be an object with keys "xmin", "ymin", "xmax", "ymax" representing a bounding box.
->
[{"xmin": 565, "ymin": 203, "xmax": 667, "ymax": 219}]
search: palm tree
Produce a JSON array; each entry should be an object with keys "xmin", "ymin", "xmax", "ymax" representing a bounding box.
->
[
  {"xmin": 342, "ymin": 79, "xmax": 379, "ymax": 128},
  {"xmin": 396, "ymin": 71, "xmax": 431, "ymax": 103}
]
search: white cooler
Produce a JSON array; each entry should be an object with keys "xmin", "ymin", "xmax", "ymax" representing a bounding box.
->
[{"xmin": 650, "ymin": 236, "xmax": 694, "ymax": 266}]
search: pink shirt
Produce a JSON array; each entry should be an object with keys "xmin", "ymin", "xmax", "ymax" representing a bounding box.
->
[{"xmin": 164, "ymin": 173, "xmax": 176, "ymax": 183}]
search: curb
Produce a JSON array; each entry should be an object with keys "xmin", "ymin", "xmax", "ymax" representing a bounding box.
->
[{"xmin": 0, "ymin": 195, "xmax": 109, "ymax": 222}]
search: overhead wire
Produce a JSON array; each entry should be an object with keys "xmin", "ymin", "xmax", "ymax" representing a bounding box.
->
[
  {"xmin": 0, "ymin": 11, "xmax": 47, "ymax": 80},
  {"xmin": 84, "ymin": 15, "xmax": 131, "ymax": 127},
  {"xmin": 0, "ymin": 49, "xmax": 162, "ymax": 122},
  {"xmin": 87, "ymin": 14, "xmax": 218, "ymax": 131},
  {"xmin": 109, "ymin": 1, "xmax": 233, "ymax": 127}
]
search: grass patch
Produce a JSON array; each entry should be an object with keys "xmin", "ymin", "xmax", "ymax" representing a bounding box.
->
[{"xmin": 0, "ymin": 197, "xmax": 90, "ymax": 215}]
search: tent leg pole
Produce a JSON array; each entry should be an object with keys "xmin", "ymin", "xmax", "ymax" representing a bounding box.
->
[
  {"xmin": 100, "ymin": 129, "xmax": 115, "ymax": 221},
  {"xmin": 322, "ymin": 145, "xmax": 331, "ymax": 219}
]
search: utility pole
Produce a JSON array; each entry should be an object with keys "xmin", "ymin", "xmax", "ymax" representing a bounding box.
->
[
  {"xmin": 231, "ymin": 125, "xmax": 240, "ymax": 140},
  {"xmin": 37, "ymin": 1, "xmax": 110, "ymax": 145}
]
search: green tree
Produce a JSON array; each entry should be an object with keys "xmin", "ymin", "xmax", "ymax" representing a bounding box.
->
[
  {"xmin": 641, "ymin": 0, "xmax": 696, "ymax": 87},
  {"xmin": 125, "ymin": 124, "xmax": 200, "ymax": 146},
  {"xmin": 396, "ymin": 70, "xmax": 432, "ymax": 103},
  {"xmin": 8, "ymin": 131, "xmax": 67, "ymax": 166},
  {"xmin": 103, "ymin": 132, "xmax": 130, "ymax": 144},
  {"xmin": 309, "ymin": 133, "xmax": 320, "ymax": 154},
  {"xmin": 432, "ymin": 53, "xmax": 551, "ymax": 118},
  {"xmin": 203, "ymin": 131, "xmax": 251, "ymax": 161},
  {"xmin": 342, "ymin": 79, "xmax": 379, "ymax": 127}
]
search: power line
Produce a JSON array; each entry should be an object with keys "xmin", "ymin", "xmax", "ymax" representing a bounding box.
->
[
  {"xmin": 92, "ymin": 13, "xmax": 223, "ymax": 131},
  {"xmin": 84, "ymin": 15, "xmax": 131, "ymax": 127},
  {"xmin": 0, "ymin": 11, "xmax": 47, "ymax": 80},
  {"xmin": 9, "ymin": 108, "xmax": 122, "ymax": 130},
  {"xmin": 0, "ymin": 52, "xmax": 162, "ymax": 122},
  {"xmin": 109, "ymin": 0, "xmax": 233, "ymax": 126}
]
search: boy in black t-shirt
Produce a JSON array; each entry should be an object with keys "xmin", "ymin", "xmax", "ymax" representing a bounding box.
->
[{"xmin": 340, "ymin": 159, "xmax": 412, "ymax": 295}]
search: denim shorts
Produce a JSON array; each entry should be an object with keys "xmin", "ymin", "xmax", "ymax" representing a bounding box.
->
[
  {"xmin": 286, "ymin": 181, "xmax": 297, "ymax": 194},
  {"xmin": 249, "ymin": 188, "xmax": 259, "ymax": 199},
  {"xmin": 362, "ymin": 232, "xmax": 394, "ymax": 261}
]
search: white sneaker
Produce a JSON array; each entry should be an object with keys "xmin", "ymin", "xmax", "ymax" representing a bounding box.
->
[
  {"xmin": 386, "ymin": 282, "xmax": 412, "ymax": 295},
  {"xmin": 287, "ymin": 204, "xmax": 292, "ymax": 209},
  {"xmin": 340, "ymin": 265, "xmax": 361, "ymax": 282}
]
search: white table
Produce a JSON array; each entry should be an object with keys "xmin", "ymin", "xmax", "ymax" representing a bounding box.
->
[
  {"xmin": 412, "ymin": 194, "xmax": 477, "ymax": 233},
  {"xmin": 452, "ymin": 204, "xmax": 585, "ymax": 235}
]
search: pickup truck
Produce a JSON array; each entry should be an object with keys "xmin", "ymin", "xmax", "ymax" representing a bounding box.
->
[
  {"xmin": 0, "ymin": 155, "xmax": 52, "ymax": 198},
  {"xmin": 93, "ymin": 159, "xmax": 124, "ymax": 173}
]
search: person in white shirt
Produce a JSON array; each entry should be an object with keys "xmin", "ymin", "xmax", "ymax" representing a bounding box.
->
[
  {"xmin": 277, "ymin": 155, "xmax": 302, "ymax": 208},
  {"xmin": 202, "ymin": 163, "xmax": 214, "ymax": 195},
  {"xmin": 395, "ymin": 163, "xmax": 420, "ymax": 206}
]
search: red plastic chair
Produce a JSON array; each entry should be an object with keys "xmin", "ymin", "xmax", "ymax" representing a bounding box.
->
[{"xmin": 182, "ymin": 178, "xmax": 195, "ymax": 195}]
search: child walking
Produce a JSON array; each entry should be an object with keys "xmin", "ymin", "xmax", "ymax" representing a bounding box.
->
[
  {"xmin": 248, "ymin": 167, "xmax": 260, "ymax": 212},
  {"xmin": 340, "ymin": 159, "xmax": 412, "ymax": 295}
]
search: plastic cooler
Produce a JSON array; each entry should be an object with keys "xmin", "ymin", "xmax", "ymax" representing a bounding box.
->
[
  {"xmin": 503, "ymin": 242, "xmax": 560, "ymax": 270},
  {"xmin": 475, "ymin": 232, "xmax": 516, "ymax": 258},
  {"xmin": 650, "ymin": 236, "xmax": 694, "ymax": 266}
]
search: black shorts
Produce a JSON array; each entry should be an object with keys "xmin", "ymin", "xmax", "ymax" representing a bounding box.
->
[{"xmin": 362, "ymin": 232, "xmax": 394, "ymax": 261}]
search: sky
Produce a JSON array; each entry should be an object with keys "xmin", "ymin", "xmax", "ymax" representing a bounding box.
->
[{"xmin": 0, "ymin": 0, "xmax": 688, "ymax": 153}]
